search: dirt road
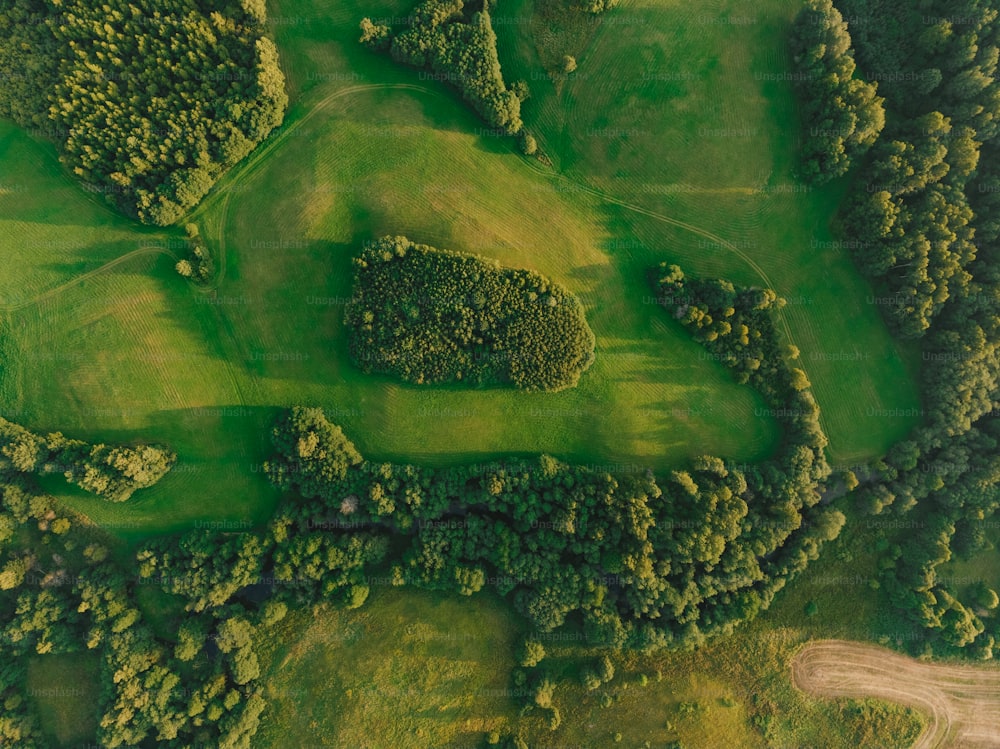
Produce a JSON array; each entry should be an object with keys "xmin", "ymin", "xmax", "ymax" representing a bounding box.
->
[{"xmin": 791, "ymin": 639, "xmax": 1000, "ymax": 748}]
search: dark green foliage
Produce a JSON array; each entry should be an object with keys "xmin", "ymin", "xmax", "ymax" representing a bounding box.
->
[
  {"xmin": 821, "ymin": 0, "xmax": 1000, "ymax": 660},
  {"xmin": 345, "ymin": 236, "xmax": 596, "ymax": 391},
  {"xmin": 574, "ymin": 0, "xmax": 619, "ymax": 12},
  {"xmin": 837, "ymin": 0, "xmax": 1000, "ymax": 129},
  {"xmin": 264, "ymin": 406, "xmax": 364, "ymax": 497},
  {"xmin": 0, "ymin": 417, "xmax": 175, "ymax": 501},
  {"xmin": 518, "ymin": 636, "xmax": 546, "ymax": 667},
  {"xmin": 137, "ymin": 531, "xmax": 268, "ymax": 612},
  {"xmin": 265, "ymin": 267, "xmax": 842, "ymax": 647},
  {"xmin": 0, "ymin": 459, "xmax": 269, "ymax": 748},
  {"xmin": 176, "ymin": 224, "xmax": 216, "ymax": 283},
  {"xmin": 789, "ymin": 0, "xmax": 885, "ymax": 182},
  {"xmin": 360, "ymin": 0, "xmax": 524, "ymax": 134},
  {"xmin": 833, "ymin": 0, "xmax": 1000, "ymax": 338},
  {"xmin": 0, "ymin": 659, "xmax": 47, "ymax": 746},
  {"xmin": 0, "ymin": 0, "xmax": 287, "ymax": 225},
  {"xmin": 65, "ymin": 444, "xmax": 176, "ymax": 502},
  {"xmin": 841, "ymin": 113, "xmax": 977, "ymax": 338}
]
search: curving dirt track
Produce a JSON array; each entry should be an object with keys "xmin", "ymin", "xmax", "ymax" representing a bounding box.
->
[{"xmin": 791, "ymin": 640, "xmax": 1000, "ymax": 748}]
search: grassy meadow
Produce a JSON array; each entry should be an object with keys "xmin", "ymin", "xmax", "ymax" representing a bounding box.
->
[
  {"xmin": 25, "ymin": 653, "xmax": 102, "ymax": 746},
  {"xmin": 495, "ymin": 0, "xmax": 922, "ymax": 462},
  {"xmin": 0, "ymin": 0, "xmax": 920, "ymax": 537},
  {"xmin": 0, "ymin": 0, "xmax": 942, "ymax": 745},
  {"xmin": 250, "ymin": 511, "xmax": 925, "ymax": 748}
]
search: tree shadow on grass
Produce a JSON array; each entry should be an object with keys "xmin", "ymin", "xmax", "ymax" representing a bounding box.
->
[{"xmin": 48, "ymin": 404, "xmax": 285, "ymax": 539}]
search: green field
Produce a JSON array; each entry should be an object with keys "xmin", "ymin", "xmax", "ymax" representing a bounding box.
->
[
  {"xmin": 250, "ymin": 513, "xmax": 925, "ymax": 748},
  {"xmin": 0, "ymin": 0, "xmax": 937, "ymax": 744},
  {"xmin": 254, "ymin": 587, "xmax": 522, "ymax": 747},
  {"xmin": 495, "ymin": 0, "xmax": 922, "ymax": 462},
  {"xmin": 0, "ymin": 0, "xmax": 920, "ymax": 546}
]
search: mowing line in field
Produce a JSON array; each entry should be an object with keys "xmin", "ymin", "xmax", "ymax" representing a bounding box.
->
[
  {"xmin": 792, "ymin": 639, "xmax": 1000, "ymax": 748},
  {"xmin": 0, "ymin": 245, "xmax": 178, "ymax": 313}
]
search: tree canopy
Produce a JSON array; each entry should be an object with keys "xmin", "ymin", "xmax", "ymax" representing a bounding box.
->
[
  {"xmin": 345, "ymin": 236, "xmax": 596, "ymax": 391},
  {"xmin": 0, "ymin": 0, "xmax": 287, "ymax": 224},
  {"xmin": 359, "ymin": 0, "xmax": 526, "ymax": 135}
]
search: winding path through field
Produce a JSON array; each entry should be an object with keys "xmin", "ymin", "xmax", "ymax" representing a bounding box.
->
[
  {"xmin": 8, "ymin": 80, "xmax": 795, "ymax": 334},
  {"xmin": 6, "ymin": 79, "xmax": 816, "ymax": 439},
  {"xmin": 791, "ymin": 640, "xmax": 1000, "ymax": 748}
]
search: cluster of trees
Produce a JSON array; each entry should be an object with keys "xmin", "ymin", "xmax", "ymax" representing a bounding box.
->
[
  {"xmin": 0, "ymin": 465, "xmax": 274, "ymax": 747},
  {"xmin": 345, "ymin": 236, "xmax": 596, "ymax": 391},
  {"xmin": 359, "ymin": 0, "xmax": 528, "ymax": 136},
  {"xmin": 834, "ymin": 0, "xmax": 997, "ymax": 337},
  {"xmin": 175, "ymin": 224, "xmax": 215, "ymax": 283},
  {"xmin": 137, "ymin": 530, "xmax": 267, "ymax": 612},
  {"xmin": 817, "ymin": 0, "xmax": 1000, "ymax": 659},
  {"xmin": 789, "ymin": 0, "xmax": 885, "ymax": 182},
  {"xmin": 0, "ymin": 0, "xmax": 287, "ymax": 225},
  {"xmin": 0, "ymin": 417, "xmax": 175, "ymax": 502},
  {"xmin": 0, "ymin": 654, "xmax": 46, "ymax": 746},
  {"xmin": 846, "ymin": 415, "xmax": 1000, "ymax": 657},
  {"xmin": 575, "ymin": 0, "xmax": 619, "ymax": 12},
  {"xmin": 263, "ymin": 266, "xmax": 842, "ymax": 649}
]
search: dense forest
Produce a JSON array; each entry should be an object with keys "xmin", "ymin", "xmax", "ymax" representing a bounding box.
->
[
  {"xmin": 269, "ymin": 266, "xmax": 842, "ymax": 649},
  {"xmin": 359, "ymin": 0, "xmax": 528, "ymax": 136},
  {"xmin": 789, "ymin": 0, "xmax": 885, "ymax": 182},
  {"xmin": 802, "ymin": 0, "xmax": 1000, "ymax": 658},
  {"xmin": 0, "ymin": 0, "xmax": 287, "ymax": 225},
  {"xmin": 345, "ymin": 236, "xmax": 596, "ymax": 391},
  {"xmin": 0, "ymin": 477, "xmax": 273, "ymax": 747},
  {"xmin": 0, "ymin": 418, "xmax": 192, "ymax": 746}
]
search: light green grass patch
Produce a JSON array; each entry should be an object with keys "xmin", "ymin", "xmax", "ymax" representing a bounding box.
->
[
  {"xmin": 254, "ymin": 586, "xmax": 521, "ymax": 747},
  {"xmin": 496, "ymin": 0, "xmax": 922, "ymax": 462},
  {"xmin": 191, "ymin": 74, "xmax": 779, "ymax": 466}
]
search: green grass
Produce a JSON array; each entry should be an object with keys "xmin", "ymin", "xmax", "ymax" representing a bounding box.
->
[
  {"xmin": 494, "ymin": 0, "xmax": 923, "ymax": 462},
  {"xmin": 0, "ymin": 0, "xmax": 920, "ymax": 538},
  {"xmin": 253, "ymin": 587, "xmax": 522, "ymax": 747},
  {"xmin": 251, "ymin": 510, "xmax": 925, "ymax": 748},
  {"xmin": 25, "ymin": 652, "xmax": 102, "ymax": 747},
  {"xmin": 191, "ymin": 80, "xmax": 777, "ymax": 467},
  {"xmin": 0, "ymin": 0, "xmax": 944, "ymax": 744}
]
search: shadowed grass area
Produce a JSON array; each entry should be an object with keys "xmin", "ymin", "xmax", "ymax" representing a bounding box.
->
[
  {"xmin": 494, "ymin": 0, "xmax": 922, "ymax": 463},
  {"xmin": 25, "ymin": 653, "xmax": 102, "ymax": 747}
]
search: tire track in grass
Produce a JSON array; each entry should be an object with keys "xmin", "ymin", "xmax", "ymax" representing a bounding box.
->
[
  {"xmin": 201, "ymin": 83, "xmax": 449, "ymax": 290},
  {"xmin": 0, "ymin": 245, "xmax": 179, "ymax": 313},
  {"xmin": 9, "ymin": 79, "xmax": 826, "ymax": 453}
]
